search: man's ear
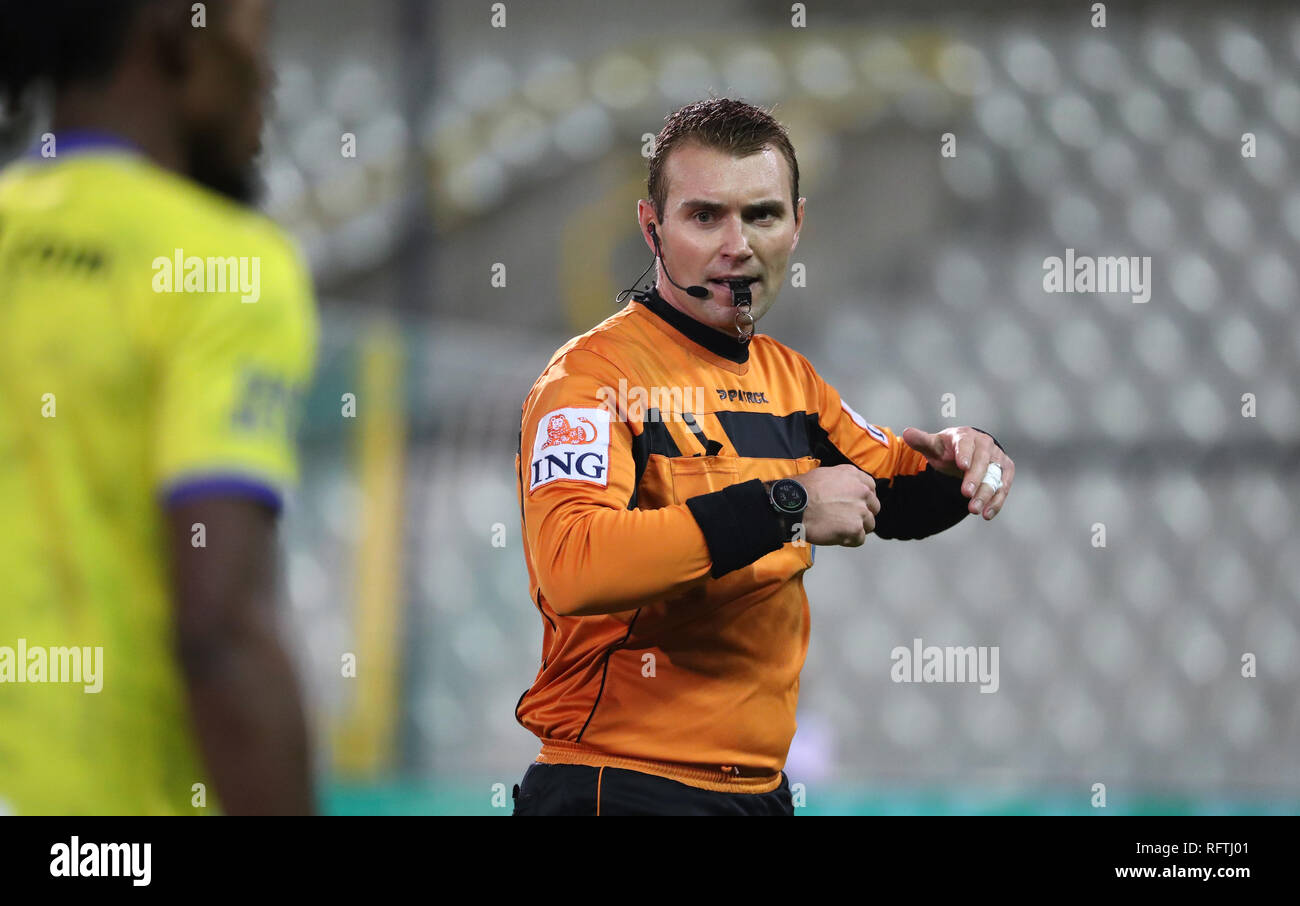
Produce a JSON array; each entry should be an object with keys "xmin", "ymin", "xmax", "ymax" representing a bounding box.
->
[
  {"xmin": 636, "ymin": 198, "xmax": 657, "ymax": 253},
  {"xmin": 791, "ymin": 196, "xmax": 806, "ymax": 250}
]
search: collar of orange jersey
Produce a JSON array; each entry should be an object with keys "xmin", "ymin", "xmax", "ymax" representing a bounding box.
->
[{"xmin": 631, "ymin": 284, "xmax": 750, "ymax": 364}]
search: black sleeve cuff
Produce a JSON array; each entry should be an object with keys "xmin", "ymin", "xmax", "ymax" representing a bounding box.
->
[
  {"xmin": 873, "ymin": 465, "xmax": 971, "ymax": 540},
  {"xmin": 873, "ymin": 428, "xmax": 1006, "ymax": 540},
  {"xmin": 684, "ymin": 478, "xmax": 786, "ymax": 578}
]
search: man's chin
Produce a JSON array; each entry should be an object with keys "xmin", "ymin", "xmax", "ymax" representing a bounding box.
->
[{"xmin": 693, "ymin": 297, "xmax": 757, "ymax": 336}]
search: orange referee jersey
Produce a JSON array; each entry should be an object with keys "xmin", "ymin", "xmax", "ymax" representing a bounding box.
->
[{"xmin": 513, "ymin": 286, "xmax": 1001, "ymax": 793}]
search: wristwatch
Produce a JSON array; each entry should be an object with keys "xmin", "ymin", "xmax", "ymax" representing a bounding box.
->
[{"xmin": 764, "ymin": 478, "xmax": 808, "ymax": 538}]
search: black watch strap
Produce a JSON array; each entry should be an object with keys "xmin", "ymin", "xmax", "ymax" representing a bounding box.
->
[{"xmin": 764, "ymin": 479, "xmax": 806, "ymax": 539}]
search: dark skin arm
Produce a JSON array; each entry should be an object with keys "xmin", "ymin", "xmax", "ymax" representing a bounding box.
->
[{"xmin": 166, "ymin": 497, "xmax": 315, "ymax": 815}]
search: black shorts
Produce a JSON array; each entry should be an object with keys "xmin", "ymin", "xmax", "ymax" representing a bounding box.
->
[{"xmin": 511, "ymin": 762, "xmax": 794, "ymax": 816}]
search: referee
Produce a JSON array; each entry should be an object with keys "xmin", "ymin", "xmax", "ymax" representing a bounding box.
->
[{"xmin": 511, "ymin": 98, "xmax": 1015, "ymax": 816}]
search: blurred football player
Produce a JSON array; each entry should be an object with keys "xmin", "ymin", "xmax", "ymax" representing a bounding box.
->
[{"xmin": 0, "ymin": 0, "xmax": 317, "ymax": 814}]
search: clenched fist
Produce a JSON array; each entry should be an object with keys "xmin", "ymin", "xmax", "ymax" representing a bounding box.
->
[{"xmin": 796, "ymin": 464, "xmax": 881, "ymax": 547}]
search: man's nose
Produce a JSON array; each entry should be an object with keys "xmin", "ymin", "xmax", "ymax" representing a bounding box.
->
[{"xmin": 719, "ymin": 216, "xmax": 754, "ymax": 259}]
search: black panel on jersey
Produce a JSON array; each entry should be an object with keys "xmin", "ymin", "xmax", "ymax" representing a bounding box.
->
[{"xmin": 712, "ymin": 410, "xmax": 814, "ymax": 460}]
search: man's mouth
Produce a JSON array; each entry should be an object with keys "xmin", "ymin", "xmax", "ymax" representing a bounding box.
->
[{"xmin": 709, "ymin": 277, "xmax": 758, "ymax": 288}]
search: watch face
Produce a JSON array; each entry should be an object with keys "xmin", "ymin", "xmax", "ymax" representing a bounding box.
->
[{"xmin": 772, "ymin": 479, "xmax": 807, "ymax": 514}]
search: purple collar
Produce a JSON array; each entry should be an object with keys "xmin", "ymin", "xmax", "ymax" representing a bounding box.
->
[{"xmin": 26, "ymin": 129, "xmax": 141, "ymax": 159}]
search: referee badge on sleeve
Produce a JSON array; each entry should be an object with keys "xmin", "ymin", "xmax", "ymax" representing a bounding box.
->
[
  {"xmin": 529, "ymin": 407, "xmax": 612, "ymax": 491},
  {"xmin": 840, "ymin": 399, "xmax": 890, "ymax": 448}
]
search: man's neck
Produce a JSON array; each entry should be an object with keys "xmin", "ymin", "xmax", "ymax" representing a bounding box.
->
[
  {"xmin": 638, "ymin": 284, "xmax": 750, "ymax": 364},
  {"xmin": 653, "ymin": 281, "xmax": 739, "ymax": 337},
  {"xmin": 51, "ymin": 84, "xmax": 185, "ymax": 175}
]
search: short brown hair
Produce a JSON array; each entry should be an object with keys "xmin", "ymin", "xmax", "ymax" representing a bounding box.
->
[{"xmin": 647, "ymin": 97, "xmax": 800, "ymax": 220}]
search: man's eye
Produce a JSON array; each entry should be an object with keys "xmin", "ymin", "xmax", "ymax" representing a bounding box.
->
[{"xmin": 694, "ymin": 211, "xmax": 713, "ymax": 223}]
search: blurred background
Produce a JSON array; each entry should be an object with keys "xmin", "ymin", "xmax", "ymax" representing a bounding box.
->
[{"xmin": 4, "ymin": 0, "xmax": 1298, "ymax": 814}]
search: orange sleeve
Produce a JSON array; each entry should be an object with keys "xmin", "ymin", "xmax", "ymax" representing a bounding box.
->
[
  {"xmin": 809, "ymin": 369, "xmax": 929, "ymax": 481},
  {"xmin": 520, "ymin": 347, "xmax": 741, "ymax": 616},
  {"xmin": 804, "ymin": 359, "xmax": 974, "ymax": 540}
]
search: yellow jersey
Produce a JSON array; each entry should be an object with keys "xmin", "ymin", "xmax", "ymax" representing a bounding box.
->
[{"xmin": 0, "ymin": 136, "xmax": 317, "ymax": 814}]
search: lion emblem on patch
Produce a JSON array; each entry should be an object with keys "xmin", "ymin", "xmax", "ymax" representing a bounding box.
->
[{"xmin": 540, "ymin": 413, "xmax": 597, "ymax": 448}]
